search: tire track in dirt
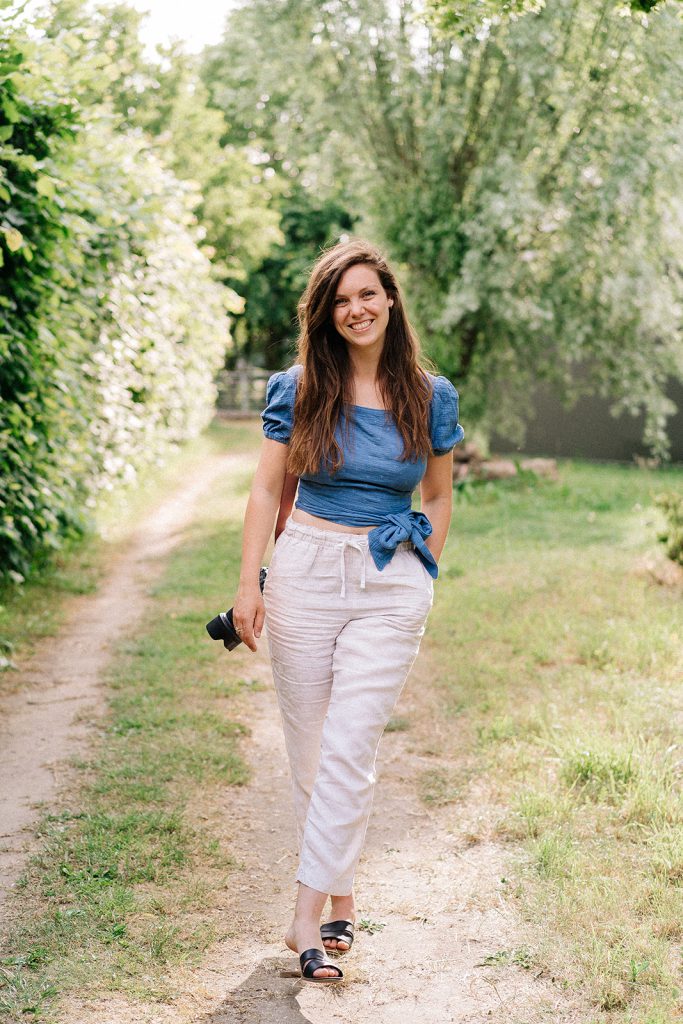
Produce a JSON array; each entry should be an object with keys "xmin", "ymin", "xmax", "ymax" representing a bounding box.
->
[{"xmin": 0, "ymin": 451, "xmax": 254, "ymax": 919}]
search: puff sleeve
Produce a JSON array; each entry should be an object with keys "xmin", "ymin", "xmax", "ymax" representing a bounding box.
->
[
  {"xmin": 430, "ymin": 375, "xmax": 465, "ymax": 455},
  {"xmin": 261, "ymin": 369, "xmax": 298, "ymax": 444}
]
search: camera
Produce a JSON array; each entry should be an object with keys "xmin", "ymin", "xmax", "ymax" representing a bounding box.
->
[{"xmin": 205, "ymin": 566, "xmax": 268, "ymax": 651}]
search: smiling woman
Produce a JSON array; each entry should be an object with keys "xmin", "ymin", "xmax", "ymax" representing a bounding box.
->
[
  {"xmin": 230, "ymin": 237, "xmax": 464, "ymax": 982},
  {"xmin": 332, "ymin": 265, "xmax": 394, "ymax": 372}
]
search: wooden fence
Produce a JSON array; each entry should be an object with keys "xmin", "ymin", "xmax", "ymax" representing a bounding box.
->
[{"xmin": 215, "ymin": 362, "xmax": 271, "ymax": 416}]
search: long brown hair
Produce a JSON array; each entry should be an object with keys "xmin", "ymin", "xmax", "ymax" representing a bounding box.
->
[{"xmin": 287, "ymin": 239, "xmax": 437, "ymax": 476}]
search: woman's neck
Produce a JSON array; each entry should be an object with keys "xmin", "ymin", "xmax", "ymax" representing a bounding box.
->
[{"xmin": 347, "ymin": 346, "xmax": 382, "ymax": 380}]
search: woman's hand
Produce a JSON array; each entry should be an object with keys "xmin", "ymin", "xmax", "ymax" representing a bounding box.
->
[{"xmin": 233, "ymin": 583, "xmax": 265, "ymax": 653}]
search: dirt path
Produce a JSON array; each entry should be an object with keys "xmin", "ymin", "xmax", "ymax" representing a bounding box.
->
[
  {"xmin": 60, "ymin": 665, "xmax": 585, "ymax": 1023},
  {"xmin": 191, "ymin": 669, "xmax": 583, "ymax": 1024},
  {"xmin": 0, "ymin": 450, "xmax": 254, "ymax": 916},
  {"xmin": 2, "ymin": 449, "xmax": 586, "ymax": 1022}
]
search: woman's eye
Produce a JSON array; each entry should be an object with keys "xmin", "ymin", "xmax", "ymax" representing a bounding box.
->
[{"xmin": 334, "ymin": 292, "xmax": 375, "ymax": 304}]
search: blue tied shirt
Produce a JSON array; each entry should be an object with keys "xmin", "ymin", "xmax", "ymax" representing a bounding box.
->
[
  {"xmin": 367, "ymin": 509, "xmax": 438, "ymax": 578},
  {"xmin": 261, "ymin": 365, "xmax": 464, "ymax": 579}
]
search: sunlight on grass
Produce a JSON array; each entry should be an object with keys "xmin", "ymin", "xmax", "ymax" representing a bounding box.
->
[{"xmin": 2, "ymin": 428, "xmax": 682, "ymax": 1022}]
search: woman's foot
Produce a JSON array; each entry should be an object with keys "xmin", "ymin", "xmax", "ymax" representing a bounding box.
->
[
  {"xmin": 321, "ymin": 894, "xmax": 356, "ymax": 951},
  {"xmin": 285, "ymin": 921, "xmax": 340, "ymax": 979}
]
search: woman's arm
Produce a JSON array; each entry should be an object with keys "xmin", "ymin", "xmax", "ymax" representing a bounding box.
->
[
  {"xmin": 275, "ymin": 471, "xmax": 299, "ymax": 540},
  {"xmin": 419, "ymin": 451, "xmax": 454, "ymax": 564},
  {"xmin": 234, "ymin": 438, "xmax": 289, "ymax": 652}
]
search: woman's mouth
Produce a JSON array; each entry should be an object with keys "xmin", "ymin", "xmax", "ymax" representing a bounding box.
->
[{"xmin": 348, "ymin": 320, "xmax": 374, "ymax": 333}]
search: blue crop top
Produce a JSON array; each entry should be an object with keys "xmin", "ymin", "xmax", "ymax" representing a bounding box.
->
[{"xmin": 261, "ymin": 364, "xmax": 464, "ymax": 578}]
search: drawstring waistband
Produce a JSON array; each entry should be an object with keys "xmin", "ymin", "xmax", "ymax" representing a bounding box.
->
[
  {"xmin": 282, "ymin": 517, "xmax": 414, "ymax": 598},
  {"xmin": 337, "ymin": 537, "xmax": 367, "ymax": 598}
]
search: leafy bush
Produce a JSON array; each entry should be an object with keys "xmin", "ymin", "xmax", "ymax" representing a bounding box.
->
[
  {"xmin": 654, "ymin": 492, "xmax": 683, "ymax": 566},
  {"xmin": 0, "ymin": 16, "xmax": 233, "ymax": 583}
]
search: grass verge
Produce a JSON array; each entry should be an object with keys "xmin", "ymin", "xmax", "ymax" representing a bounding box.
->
[
  {"xmin": 420, "ymin": 460, "xmax": 683, "ymax": 1022},
  {"xmin": 0, "ymin": 419, "xmax": 262, "ymax": 1020}
]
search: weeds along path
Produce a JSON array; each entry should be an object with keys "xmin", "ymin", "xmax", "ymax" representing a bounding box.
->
[{"xmin": 0, "ymin": 450, "xmax": 255, "ymax": 917}]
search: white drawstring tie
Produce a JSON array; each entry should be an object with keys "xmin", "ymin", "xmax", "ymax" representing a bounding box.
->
[{"xmin": 336, "ymin": 537, "xmax": 367, "ymax": 598}]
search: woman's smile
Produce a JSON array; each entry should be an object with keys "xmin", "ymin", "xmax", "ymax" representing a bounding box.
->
[{"xmin": 332, "ymin": 264, "xmax": 393, "ymax": 348}]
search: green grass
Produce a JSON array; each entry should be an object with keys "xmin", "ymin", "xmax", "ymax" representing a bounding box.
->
[
  {"xmin": 2, "ymin": 425, "xmax": 682, "ymax": 1022},
  {"xmin": 0, "ymin": 534, "xmax": 105, "ymax": 687},
  {"xmin": 0, "ymin": 418, "xmax": 261, "ymax": 1020},
  {"xmin": 421, "ymin": 460, "xmax": 683, "ymax": 1022}
]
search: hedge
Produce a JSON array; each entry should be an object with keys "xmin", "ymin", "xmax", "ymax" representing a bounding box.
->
[{"xmin": 0, "ymin": 19, "xmax": 232, "ymax": 583}]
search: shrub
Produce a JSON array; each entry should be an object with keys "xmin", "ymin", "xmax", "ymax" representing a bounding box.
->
[
  {"xmin": 0, "ymin": 18, "xmax": 233, "ymax": 583},
  {"xmin": 654, "ymin": 492, "xmax": 683, "ymax": 567}
]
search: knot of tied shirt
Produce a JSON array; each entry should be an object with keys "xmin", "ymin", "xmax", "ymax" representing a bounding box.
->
[{"xmin": 334, "ymin": 511, "xmax": 438, "ymax": 598}]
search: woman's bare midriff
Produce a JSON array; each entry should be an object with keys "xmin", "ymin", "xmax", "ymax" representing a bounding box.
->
[{"xmin": 291, "ymin": 507, "xmax": 376, "ymax": 535}]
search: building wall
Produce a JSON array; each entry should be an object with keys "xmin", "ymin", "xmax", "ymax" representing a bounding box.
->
[{"xmin": 491, "ymin": 379, "xmax": 683, "ymax": 462}]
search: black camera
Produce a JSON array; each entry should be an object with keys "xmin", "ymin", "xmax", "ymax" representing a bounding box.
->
[{"xmin": 205, "ymin": 566, "xmax": 268, "ymax": 651}]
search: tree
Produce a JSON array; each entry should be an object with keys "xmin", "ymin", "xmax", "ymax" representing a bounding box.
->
[
  {"xmin": 423, "ymin": 0, "xmax": 681, "ymax": 35},
  {"xmin": 0, "ymin": 4, "xmax": 233, "ymax": 580},
  {"xmin": 42, "ymin": 1, "xmax": 282, "ymax": 290},
  {"xmin": 203, "ymin": 0, "xmax": 683, "ymax": 453},
  {"xmin": 200, "ymin": 0, "xmax": 359, "ymax": 366},
  {"xmin": 238, "ymin": 184, "xmax": 357, "ymax": 368}
]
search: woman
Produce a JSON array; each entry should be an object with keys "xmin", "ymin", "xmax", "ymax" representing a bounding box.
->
[{"xmin": 233, "ymin": 239, "xmax": 463, "ymax": 983}]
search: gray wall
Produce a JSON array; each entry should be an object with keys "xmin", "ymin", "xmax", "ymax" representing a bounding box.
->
[{"xmin": 491, "ymin": 379, "xmax": 683, "ymax": 463}]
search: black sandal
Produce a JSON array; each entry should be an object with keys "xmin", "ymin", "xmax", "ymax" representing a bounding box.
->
[
  {"xmin": 320, "ymin": 919, "xmax": 355, "ymax": 952},
  {"xmin": 299, "ymin": 947, "xmax": 344, "ymax": 983}
]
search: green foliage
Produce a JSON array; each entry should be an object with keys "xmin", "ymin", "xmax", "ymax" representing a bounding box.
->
[
  {"xmin": 0, "ymin": 23, "xmax": 85, "ymax": 582},
  {"xmin": 423, "ymin": 0, "xmax": 677, "ymax": 35},
  {"xmin": 654, "ymin": 491, "xmax": 683, "ymax": 565},
  {"xmin": 203, "ymin": 0, "xmax": 683, "ymax": 455},
  {"xmin": 235, "ymin": 183, "xmax": 357, "ymax": 367},
  {"xmin": 0, "ymin": 7, "xmax": 233, "ymax": 583},
  {"xmin": 59, "ymin": 6, "xmax": 284, "ymax": 288},
  {"xmin": 200, "ymin": 20, "xmax": 358, "ymax": 367},
  {"xmin": 562, "ymin": 747, "xmax": 638, "ymax": 799}
]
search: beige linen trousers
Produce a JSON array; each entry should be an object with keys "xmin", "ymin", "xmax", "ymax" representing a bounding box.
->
[{"xmin": 263, "ymin": 516, "xmax": 434, "ymax": 896}]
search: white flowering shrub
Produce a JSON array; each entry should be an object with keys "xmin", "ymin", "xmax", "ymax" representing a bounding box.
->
[
  {"xmin": 1, "ymin": 25, "xmax": 233, "ymax": 582},
  {"xmin": 79, "ymin": 133, "xmax": 232, "ymax": 501}
]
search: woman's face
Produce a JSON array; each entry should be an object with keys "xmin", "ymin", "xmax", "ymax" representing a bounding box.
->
[{"xmin": 331, "ymin": 264, "xmax": 393, "ymax": 355}]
